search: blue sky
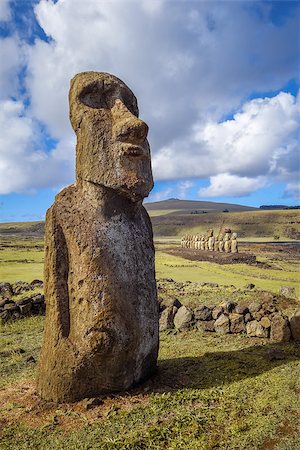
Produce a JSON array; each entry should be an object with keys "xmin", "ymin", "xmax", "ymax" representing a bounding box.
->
[{"xmin": 0, "ymin": 0, "xmax": 299, "ymax": 222}]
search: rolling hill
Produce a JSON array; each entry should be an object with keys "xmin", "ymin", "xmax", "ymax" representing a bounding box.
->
[{"xmin": 0, "ymin": 200, "xmax": 299, "ymax": 240}]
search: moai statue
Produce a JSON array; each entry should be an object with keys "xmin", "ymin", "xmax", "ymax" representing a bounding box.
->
[
  {"xmin": 218, "ymin": 234, "xmax": 224, "ymax": 252},
  {"xmin": 181, "ymin": 236, "xmax": 185, "ymax": 248},
  {"xmin": 224, "ymin": 232, "xmax": 232, "ymax": 253},
  {"xmin": 37, "ymin": 72, "xmax": 159, "ymax": 403},
  {"xmin": 208, "ymin": 229, "xmax": 215, "ymax": 251},
  {"xmin": 200, "ymin": 235, "xmax": 205, "ymax": 250},
  {"xmin": 231, "ymin": 232, "xmax": 238, "ymax": 253},
  {"xmin": 204, "ymin": 236, "xmax": 209, "ymax": 251},
  {"xmin": 214, "ymin": 236, "xmax": 219, "ymax": 251},
  {"xmin": 196, "ymin": 235, "xmax": 201, "ymax": 250}
]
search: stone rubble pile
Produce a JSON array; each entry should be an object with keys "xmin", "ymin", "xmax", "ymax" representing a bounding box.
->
[
  {"xmin": 159, "ymin": 297, "xmax": 300, "ymax": 342},
  {"xmin": 181, "ymin": 228, "xmax": 238, "ymax": 253},
  {"xmin": 0, "ymin": 280, "xmax": 44, "ymax": 322}
]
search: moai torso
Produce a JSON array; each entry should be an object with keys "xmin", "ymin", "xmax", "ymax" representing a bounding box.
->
[
  {"xmin": 200, "ymin": 236, "xmax": 205, "ymax": 250},
  {"xmin": 231, "ymin": 232, "xmax": 238, "ymax": 253},
  {"xmin": 224, "ymin": 232, "xmax": 231, "ymax": 253},
  {"xmin": 208, "ymin": 230, "xmax": 214, "ymax": 251},
  {"xmin": 218, "ymin": 234, "xmax": 224, "ymax": 252},
  {"xmin": 214, "ymin": 237, "xmax": 219, "ymax": 251},
  {"xmin": 37, "ymin": 72, "xmax": 159, "ymax": 403}
]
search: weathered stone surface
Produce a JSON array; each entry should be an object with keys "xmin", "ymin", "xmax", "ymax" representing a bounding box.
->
[
  {"xmin": 159, "ymin": 306, "xmax": 177, "ymax": 331},
  {"xmin": 159, "ymin": 297, "xmax": 182, "ymax": 311},
  {"xmin": 174, "ymin": 306, "xmax": 193, "ymax": 331},
  {"xmin": 212, "ymin": 306, "xmax": 223, "ymax": 320},
  {"xmin": 244, "ymin": 313, "xmax": 252, "ymax": 323},
  {"xmin": 270, "ymin": 315, "xmax": 291, "ymax": 342},
  {"xmin": 0, "ymin": 282, "xmax": 13, "ymax": 298},
  {"xmin": 246, "ymin": 320, "xmax": 269, "ymax": 338},
  {"xmin": 197, "ymin": 320, "xmax": 215, "ymax": 332},
  {"xmin": 224, "ymin": 301, "xmax": 236, "ymax": 314},
  {"xmin": 214, "ymin": 314, "xmax": 230, "ymax": 334},
  {"xmin": 235, "ymin": 304, "xmax": 249, "ymax": 315},
  {"xmin": 229, "ymin": 313, "xmax": 246, "ymax": 334},
  {"xmin": 37, "ymin": 72, "xmax": 159, "ymax": 403},
  {"xmin": 279, "ymin": 286, "xmax": 296, "ymax": 297},
  {"xmin": 19, "ymin": 303, "xmax": 32, "ymax": 315},
  {"xmin": 248, "ymin": 302, "xmax": 262, "ymax": 314},
  {"xmin": 194, "ymin": 305, "xmax": 212, "ymax": 321},
  {"xmin": 289, "ymin": 310, "xmax": 300, "ymax": 340},
  {"xmin": 260, "ymin": 317, "xmax": 271, "ymax": 329}
]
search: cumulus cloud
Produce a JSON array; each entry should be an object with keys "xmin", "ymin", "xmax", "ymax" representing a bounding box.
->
[
  {"xmin": 0, "ymin": 0, "xmax": 10, "ymax": 21},
  {"xmin": 153, "ymin": 91, "xmax": 299, "ymax": 196},
  {"xmin": 27, "ymin": 0, "xmax": 298, "ymax": 142},
  {"xmin": 0, "ymin": 99, "xmax": 74, "ymax": 194},
  {"xmin": 284, "ymin": 182, "xmax": 300, "ymax": 200},
  {"xmin": 0, "ymin": 0, "xmax": 299, "ymax": 196},
  {"xmin": 199, "ymin": 174, "xmax": 267, "ymax": 198},
  {"xmin": 0, "ymin": 36, "xmax": 23, "ymax": 99}
]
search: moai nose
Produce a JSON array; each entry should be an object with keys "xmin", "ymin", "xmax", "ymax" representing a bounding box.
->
[{"xmin": 112, "ymin": 100, "xmax": 148, "ymax": 145}]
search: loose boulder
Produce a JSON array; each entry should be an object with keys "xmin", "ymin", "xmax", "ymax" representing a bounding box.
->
[
  {"xmin": 289, "ymin": 310, "xmax": 300, "ymax": 340},
  {"xmin": 174, "ymin": 306, "xmax": 193, "ymax": 331},
  {"xmin": 270, "ymin": 314, "xmax": 291, "ymax": 342},
  {"xmin": 214, "ymin": 314, "xmax": 230, "ymax": 334}
]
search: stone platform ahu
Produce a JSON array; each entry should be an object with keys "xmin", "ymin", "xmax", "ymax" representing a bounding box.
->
[{"xmin": 37, "ymin": 72, "xmax": 159, "ymax": 403}]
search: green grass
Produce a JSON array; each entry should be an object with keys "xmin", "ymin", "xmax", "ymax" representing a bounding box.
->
[
  {"xmin": 0, "ymin": 317, "xmax": 300, "ymax": 449},
  {"xmin": 1, "ymin": 232, "xmax": 300, "ymax": 448},
  {"xmin": 0, "ymin": 238, "xmax": 44, "ymax": 282},
  {"xmin": 155, "ymin": 249, "xmax": 300, "ymax": 298},
  {"xmin": 148, "ymin": 209, "xmax": 181, "ymax": 217}
]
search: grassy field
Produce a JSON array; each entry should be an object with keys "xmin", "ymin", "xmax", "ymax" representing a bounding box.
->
[
  {"xmin": 1, "ymin": 221, "xmax": 300, "ymax": 449},
  {"xmin": 1, "ymin": 315, "xmax": 300, "ymax": 449}
]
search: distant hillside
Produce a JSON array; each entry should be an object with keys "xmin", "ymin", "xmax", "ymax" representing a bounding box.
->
[
  {"xmin": 0, "ymin": 201, "xmax": 299, "ymax": 240},
  {"xmin": 144, "ymin": 199, "xmax": 256, "ymax": 214},
  {"xmin": 0, "ymin": 222, "xmax": 44, "ymax": 238},
  {"xmin": 149, "ymin": 208, "xmax": 300, "ymax": 239}
]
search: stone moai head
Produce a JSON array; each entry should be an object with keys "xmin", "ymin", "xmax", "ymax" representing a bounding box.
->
[{"xmin": 69, "ymin": 72, "xmax": 154, "ymax": 202}]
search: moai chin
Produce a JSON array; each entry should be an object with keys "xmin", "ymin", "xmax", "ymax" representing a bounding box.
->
[{"xmin": 36, "ymin": 72, "xmax": 159, "ymax": 403}]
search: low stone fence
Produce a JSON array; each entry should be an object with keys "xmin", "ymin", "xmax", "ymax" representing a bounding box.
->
[
  {"xmin": 1, "ymin": 280, "xmax": 300, "ymax": 343},
  {"xmin": 159, "ymin": 297, "xmax": 300, "ymax": 342},
  {"xmin": 0, "ymin": 280, "xmax": 45, "ymax": 323}
]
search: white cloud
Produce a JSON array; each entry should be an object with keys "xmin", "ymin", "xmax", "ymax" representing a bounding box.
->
[
  {"xmin": 199, "ymin": 174, "xmax": 267, "ymax": 198},
  {"xmin": 177, "ymin": 181, "xmax": 194, "ymax": 199},
  {"xmin": 0, "ymin": 99, "xmax": 74, "ymax": 194},
  {"xmin": 284, "ymin": 182, "xmax": 300, "ymax": 200},
  {"xmin": 0, "ymin": 0, "xmax": 10, "ymax": 21},
  {"xmin": 0, "ymin": 36, "xmax": 23, "ymax": 99},
  {"xmin": 0, "ymin": 0, "xmax": 299, "ymax": 195},
  {"xmin": 153, "ymin": 91, "xmax": 299, "ymax": 197}
]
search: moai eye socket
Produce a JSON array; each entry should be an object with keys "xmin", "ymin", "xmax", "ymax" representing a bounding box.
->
[
  {"xmin": 78, "ymin": 79, "xmax": 139, "ymax": 116},
  {"xmin": 78, "ymin": 81, "xmax": 108, "ymax": 109}
]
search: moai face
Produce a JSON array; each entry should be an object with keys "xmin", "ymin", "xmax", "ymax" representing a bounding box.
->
[{"xmin": 69, "ymin": 72, "xmax": 153, "ymax": 202}]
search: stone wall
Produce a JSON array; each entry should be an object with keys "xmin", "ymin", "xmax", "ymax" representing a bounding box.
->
[
  {"xmin": 0, "ymin": 280, "xmax": 45, "ymax": 322},
  {"xmin": 159, "ymin": 297, "xmax": 300, "ymax": 342},
  {"xmin": 1, "ymin": 279, "xmax": 300, "ymax": 343}
]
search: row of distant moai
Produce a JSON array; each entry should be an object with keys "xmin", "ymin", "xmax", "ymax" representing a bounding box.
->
[{"xmin": 181, "ymin": 229, "xmax": 238, "ymax": 253}]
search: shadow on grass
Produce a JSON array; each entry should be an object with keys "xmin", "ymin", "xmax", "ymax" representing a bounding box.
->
[{"xmin": 140, "ymin": 341, "xmax": 300, "ymax": 393}]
